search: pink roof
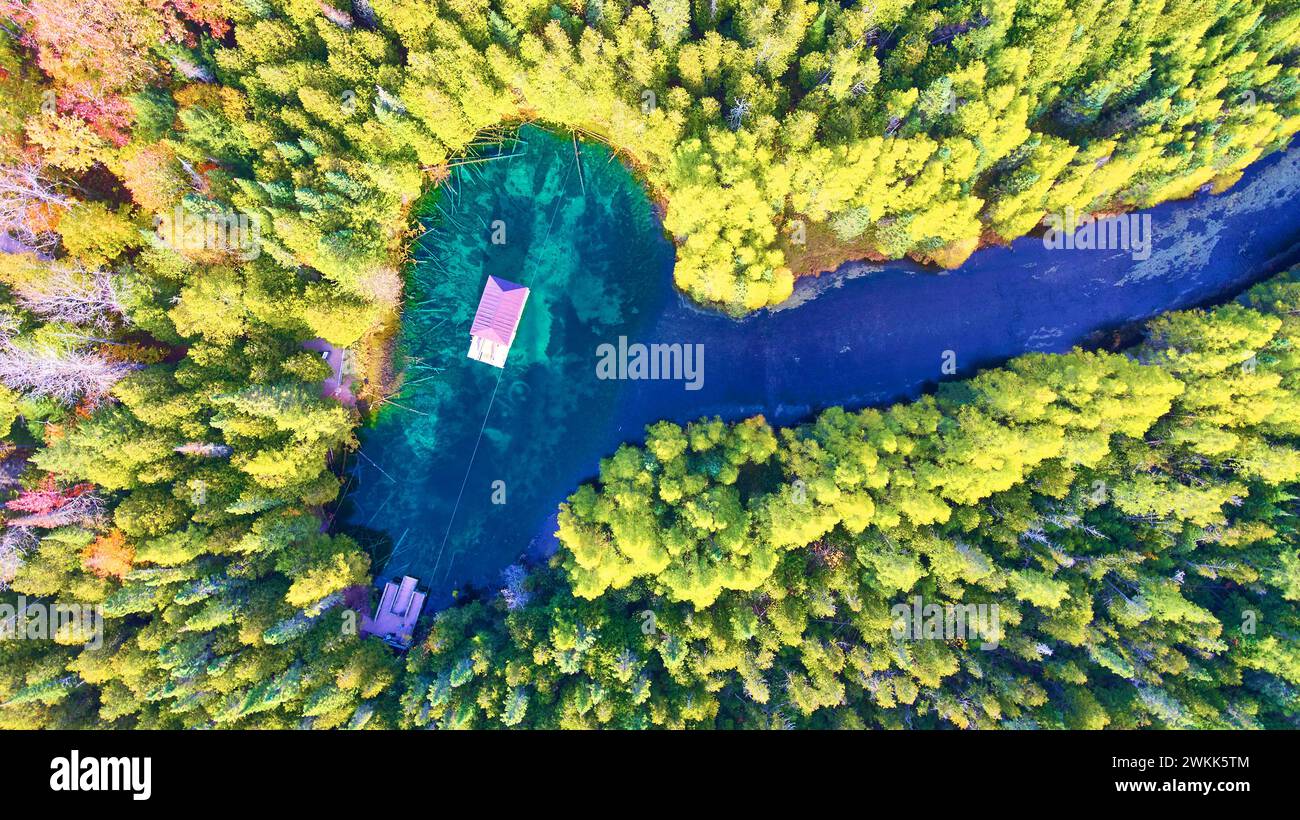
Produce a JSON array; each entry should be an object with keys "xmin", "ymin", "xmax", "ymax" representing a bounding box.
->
[{"xmin": 470, "ymin": 276, "xmax": 528, "ymax": 345}]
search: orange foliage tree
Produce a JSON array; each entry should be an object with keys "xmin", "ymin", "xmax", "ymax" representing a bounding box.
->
[{"xmin": 82, "ymin": 529, "xmax": 133, "ymax": 579}]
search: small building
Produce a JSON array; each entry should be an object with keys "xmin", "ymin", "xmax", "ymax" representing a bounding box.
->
[
  {"xmin": 467, "ymin": 275, "xmax": 529, "ymax": 368},
  {"xmin": 360, "ymin": 575, "xmax": 426, "ymax": 649}
]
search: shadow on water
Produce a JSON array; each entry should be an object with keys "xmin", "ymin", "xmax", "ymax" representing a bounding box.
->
[{"xmin": 342, "ymin": 127, "xmax": 1300, "ymax": 608}]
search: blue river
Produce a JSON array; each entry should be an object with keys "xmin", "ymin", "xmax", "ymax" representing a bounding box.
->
[{"xmin": 340, "ymin": 128, "xmax": 1300, "ymax": 607}]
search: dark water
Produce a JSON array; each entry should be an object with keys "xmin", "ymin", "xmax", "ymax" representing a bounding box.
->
[{"xmin": 341, "ymin": 127, "xmax": 1300, "ymax": 607}]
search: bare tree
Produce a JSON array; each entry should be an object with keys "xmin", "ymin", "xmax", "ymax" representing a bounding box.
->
[
  {"xmin": 6, "ymin": 491, "xmax": 104, "ymax": 529},
  {"xmin": 167, "ymin": 52, "xmax": 215, "ymax": 83},
  {"xmin": 500, "ymin": 564, "xmax": 531, "ymax": 610},
  {"xmin": 0, "ymin": 160, "xmax": 70, "ymax": 256},
  {"xmin": 0, "ymin": 526, "xmax": 38, "ymax": 590},
  {"xmin": 10, "ymin": 261, "xmax": 127, "ymax": 329},
  {"xmin": 728, "ymin": 98, "xmax": 751, "ymax": 130},
  {"xmin": 0, "ymin": 337, "xmax": 137, "ymax": 405},
  {"xmin": 317, "ymin": 0, "xmax": 354, "ymax": 28},
  {"xmin": 174, "ymin": 442, "xmax": 233, "ymax": 458}
]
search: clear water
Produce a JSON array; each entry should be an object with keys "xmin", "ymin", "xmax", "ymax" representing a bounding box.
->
[
  {"xmin": 341, "ymin": 128, "xmax": 1300, "ymax": 607},
  {"xmin": 338, "ymin": 126, "xmax": 675, "ymax": 603}
]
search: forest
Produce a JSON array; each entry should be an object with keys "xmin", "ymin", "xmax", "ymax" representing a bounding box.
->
[{"xmin": 0, "ymin": 0, "xmax": 1298, "ymax": 728}]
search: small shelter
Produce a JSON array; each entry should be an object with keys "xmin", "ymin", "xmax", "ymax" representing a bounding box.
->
[
  {"xmin": 360, "ymin": 575, "xmax": 426, "ymax": 649},
  {"xmin": 467, "ymin": 275, "xmax": 529, "ymax": 368}
]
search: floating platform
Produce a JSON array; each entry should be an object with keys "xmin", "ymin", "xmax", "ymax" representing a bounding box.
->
[{"xmin": 467, "ymin": 275, "xmax": 529, "ymax": 368}]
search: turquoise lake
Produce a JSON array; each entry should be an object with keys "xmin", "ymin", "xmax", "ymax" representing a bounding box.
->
[
  {"xmin": 339, "ymin": 126, "xmax": 675, "ymax": 601},
  {"xmin": 340, "ymin": 126, "xmax": 1300, "ymax": 607}
]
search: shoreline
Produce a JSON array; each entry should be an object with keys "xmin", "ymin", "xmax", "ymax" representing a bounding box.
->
[
  {"xmin": 336, "ymin": 130, "xmax": 1299, "ymax": 599},
  {"xmin": 355, "ymin": 127, "xmax": 1292, "ymax": 399}
]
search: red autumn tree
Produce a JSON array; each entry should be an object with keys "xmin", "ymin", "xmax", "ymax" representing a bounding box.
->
[{"xmin": 6, "ymin": 476, "xmax": 103, "ymax": 529}]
